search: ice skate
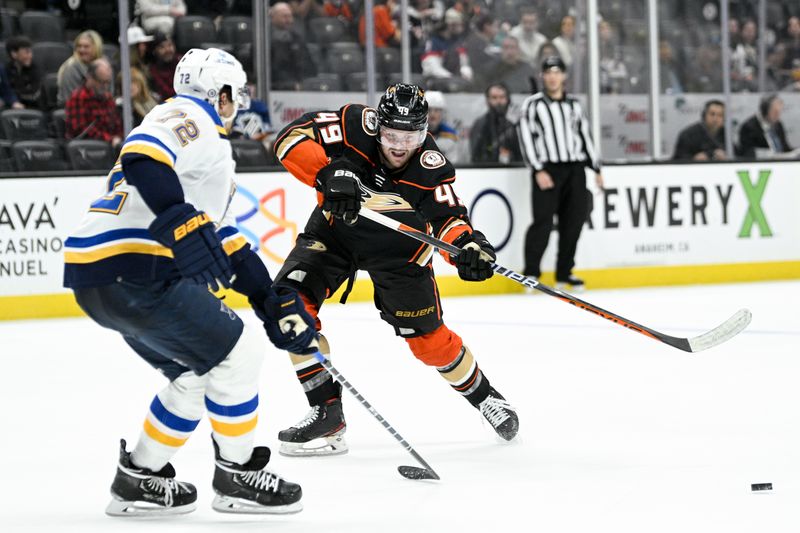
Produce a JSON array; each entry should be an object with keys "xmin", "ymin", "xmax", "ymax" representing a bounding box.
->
[
  {"xmin": 105, "ymin": 439, "xmax": 197, "ymax": 517},
  {"xmin": 478, "ymin": 387, "xmax": 519, "ymax": 441},
  {"xmin": 278, "ymin": 398, "xmax": 348, "ymax": 456},
  {"xmin": 555, "ymin": 275, "xmax": 585, "ymax": 292},
  {"xmin": 212, "ymin": 439, "xmax": 303, "ymax": 514}
]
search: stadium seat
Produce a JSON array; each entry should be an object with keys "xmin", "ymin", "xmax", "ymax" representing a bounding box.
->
[
  {"xmin": 386, "ymin": 72, "xmax": 425, "ymax": 87},
  {"xmin": 0, "ymin": 139, "xmax": 15, "ymax": 172},
  {"xmin": 174, "ymin": 16, "xmax": 217, "ymax": 52},
  {"xmin": 12, "ymin": 140, "xmax": 69, "ymax": 172},
  {"xmin": 200, "ymin": 42, "xmax": 235, "ymax": 54},
  {"xmin": 19, "ymin": 11, "xmax": 64, "ymax": 43},
  {"xmin": 301, "ymin": 74, "xmax": 342, "ymax": 91},
  {"xmin": 31, "ymin": 42, "xmax": 72, "ymax": 77},
  {"xmin": 65, "ymin": 139, "xmax": 114, "ymax": 171},
  {"xmin": 49, "ymin": 109, "xmax": 67, "ymax": 140},
  {"xmin": 230, "ymin": 138, "xmax": 269, "ymax": 169},
  {"xmin": 306, "ymin": 42, "xmax": 323, "ymax": 71},
  {"xmin": 219, "ymin": 16, "xmax": 253, "ymax": 46},
  {"xmin": 41, "ymin": 73, "xmax": 59, "ymax": 111},
  {"xmin": 345, "ymin": 72, "xmax": 384, "ymax": 92},
  {"xmin": 0, "ymin": 8, "xmax": 19, "ymax": 40},
  {"xmin": 375, "ymin": 47, "xmax": 401, "ymax": 74},
  {"xmin": 424, "ymin": 77, "xmax": 470, "ymax": 93},
  {"xmin": 1, "ymin": 109, "xmax": 48, "ymax": 141},
  {"xmin": 308, "ymin": 17, "xmax": 348, "ymax": 44},
  {"xmin": 326, "ymin": 46, "xmax": 364, "ymax": 75}
]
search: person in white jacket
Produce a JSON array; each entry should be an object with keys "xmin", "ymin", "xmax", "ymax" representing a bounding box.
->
[{"xmin": 136, "ymin": 0, "xmax": 187, "ymax": 36}]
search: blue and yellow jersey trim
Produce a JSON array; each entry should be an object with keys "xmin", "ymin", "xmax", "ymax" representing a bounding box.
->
[
  {"xmin": 64, "ymin": 228, "xmax": 171, "ymax": 264},
  {"xmin": 120, "ymin": 133, "xmax": 178, "ymax": 168}
]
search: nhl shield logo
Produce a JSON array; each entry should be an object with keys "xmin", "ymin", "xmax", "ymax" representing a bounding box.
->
[
  {"xmin": 420, "ymin": 150, "xmax": 446, "ymax": 169},
  {"xmin": 362, "ymin": 108, "xmax": 379, "ymax": 136}
]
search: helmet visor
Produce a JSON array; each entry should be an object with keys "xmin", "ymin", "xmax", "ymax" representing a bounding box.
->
[{"xmin": 378, "ymin": 126, "xmax": 427, "ymax": 151}]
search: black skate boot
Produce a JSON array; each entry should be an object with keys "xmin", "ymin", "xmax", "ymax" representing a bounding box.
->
[
  {"xmin": 105, "ymin": 439, "xmax": 197, "ymax": 517},
  {"xmin": 278, "ymin": 398, "xmax": 347, "ymax": 456},
  {"xmin": 555, "ymin": 275, "xmax": 585, "ymax": 292},
  {"xmin": 212, "ymin": 439, "xmax": 303, "ymax": 514},
  {"xmin": 478, "ymin": 387, "xmax": 519, "ymax": 441}
]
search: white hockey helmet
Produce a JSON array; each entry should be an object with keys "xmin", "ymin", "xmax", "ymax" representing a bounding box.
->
[
  {"xmin": 425, "ymin": 90, "xmax": 446, "ymax": 110},
  {"xmin": 173, "ymin": 48, "xmax": 250, "ymax": 115}
]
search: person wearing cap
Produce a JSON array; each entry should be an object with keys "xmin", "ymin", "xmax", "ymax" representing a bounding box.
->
[
  {"xmin": 421, "ymin": 8, "xmax": 472, "ymax": 83},
  {"xmin": 126, "ymin": 26, "xmax": 155, "ymax": 74},
  {"xmin": 148, "ymin": 32, "xmax": 181, "ymax": 100},
  {"xmin": 518, "ymin": 56, "xmax": 603, "ymax": 292},
  {"xmin": 425, "ymin": 90, "xmax": 461, "ymax": 163}
]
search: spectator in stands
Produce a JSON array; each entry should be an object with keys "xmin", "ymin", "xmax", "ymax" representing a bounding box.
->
[
  {"xmin": 464, "ymin": 13, "xmax": 500, "ymax": 89},
  {"xmin": 781, "ymin": 16, "xmax": 800, "ymax": 82},
  {"xmin": 409, "ymin": 0, "xmax": 444, "ymax": 46},
  {"xmin": 738, "ymin": 94, "xmax": 795, "ymax": 159},
  {"xmin": 65, "ymin": 58, "xmax": 122, "ymax": 147},
  {"xmin": 5, "ymin": 36, "xmax": 42, "ymax": 110},
  {"xmin": 659, "ymin": 39, "xmax": 685, "ymax": 94},
  {"xmin": 116, "ymin": 67, "xmax": 158, "ymax": 128},
  {"xmin": 135, "ymin": 0, "xmax": 187, "ymax": 36},
  {"xmin": 148, "ymin": 32, "xmax": 180, "ymax": 100},
  {"xmin": 287, "ymin": 0, "xmax": 323, "ymax": 38},
  {"xmin": 552, "ymin": 15, "xmax": 576, "ymax": 70},
  {"xmin": 450, "ymin": 0, "xmax": 487, "ymax": 26},
  {"xmin": 270, "ymin": 2, "xmax": 317, "ymax": 91},
  {"xmin": 687, "ymin": 44, "xmax": 723, "ymax": 92},
  {"xmin": 598, "ymin": 20, "xmax": 628, "ymax": 94},
  {"xmin": 509, "ymin": 8, "xmax": 547, "ymax": 69},
  {"xmin": 421, "ymin": 8, "xmax": 472, "ymax": 84},
  {"xmin": 672, "ymin": 100, "xmax": 727, "ymax": 161},
  {"xmin": 482, "ymin": 36, "xmax": 537, "ymax": 94},
  {"xmin": 125, "ymin": 25, "xmax": 154, "ymax": 74},
  {"xmin": 323, "ymin": 0, "xmax": 356, "ymax": 28},
  {"xmin": 359, "ymin": 0, "xmax": 401, "ymax": 48},
  {"xmin": 469, "ymin": 82, "xmax": 521, "ymax": 164},
  {"xmin": 57, "ymin": 30, "xmax": 104, "ymax": 107},
  {"xmin": 425, "ymin": 90, "xmax": 460, "ymax": 163},
  {"xmin": 730, "ymin": 18, "xmax": 758, "ymax": 92}
]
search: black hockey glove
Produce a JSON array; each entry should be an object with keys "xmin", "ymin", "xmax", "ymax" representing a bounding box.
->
[
  {"xmin": 149, "ymin": 203, "xmax": 233, "ymax": 292},
  {"xmin": 317, "ymin": 160, "xmax": 363, "ymax": 223},
  {"xmin": 251, "ymin": 288, "xmax": 318, "ymax": 354},
  {"xmin": 452, "ymin": 230, "xmax": 496, "ymax": 282}
]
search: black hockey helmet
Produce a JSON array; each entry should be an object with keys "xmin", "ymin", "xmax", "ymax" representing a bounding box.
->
[{"xmin": 377, "ymin": 83, "xmax": 428, "ymax": 132}]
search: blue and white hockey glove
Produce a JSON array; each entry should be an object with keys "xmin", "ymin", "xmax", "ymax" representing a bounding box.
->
[
  {"xmin": 251, "ymin": 288, "xmax": 318, "ymax": 354},
  {"xmin": 149, "ymin": 203, "xmax": 233, "ymax": 292},
  {"xmin": 452, "ymin": 230, "xmax": 496, "ymax": 282},
  {"xmin": 317, "ymin": 159, "xmax": 363, "ymax": 223}
]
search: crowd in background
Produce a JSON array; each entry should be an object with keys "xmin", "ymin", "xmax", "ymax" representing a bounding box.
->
[{"xmin": 0, "ymin": 0, "xmax": 798, "ymax": 173}]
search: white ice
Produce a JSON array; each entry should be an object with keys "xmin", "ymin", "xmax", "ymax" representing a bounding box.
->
[{"xmin": 1, "ymin": 281, "xmax": 798, "ymax": 533}]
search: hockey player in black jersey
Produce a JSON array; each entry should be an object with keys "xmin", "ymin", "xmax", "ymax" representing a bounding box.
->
[{"xmin": 272, "ymin": 83, "xmax": 519, "ymax": 456}]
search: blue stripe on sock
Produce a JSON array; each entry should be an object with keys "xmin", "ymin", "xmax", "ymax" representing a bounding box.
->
[
  {"xmin": 149, "ymin": 396, "xmax": 201, "ymax": 433},
  {"xmin": 204, "ymin": 394, "xmax": 259, "ymax": 417}
]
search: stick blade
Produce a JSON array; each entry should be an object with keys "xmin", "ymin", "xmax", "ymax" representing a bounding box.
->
[
  {"xmin": 398, "ymin": 465, "xmax": 440, "ymax": 480},
  {"xmin": 688, "ymin": 308, "xmax": 752, "ymax": 352}
]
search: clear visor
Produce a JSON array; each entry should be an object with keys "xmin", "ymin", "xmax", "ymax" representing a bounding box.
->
[{"xmin": 378, "ymin": 127, "xmax": 427, "ymax": 151}]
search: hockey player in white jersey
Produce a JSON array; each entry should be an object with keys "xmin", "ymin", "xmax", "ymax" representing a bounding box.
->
[{"xmin": 63, "ymin": 48, "xmax": 315, "ymax": 516}]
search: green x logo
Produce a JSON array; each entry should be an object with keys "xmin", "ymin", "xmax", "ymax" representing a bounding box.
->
[{"xmin": 737, "ymin": 170, "xmax": 772, "ymax": 238}]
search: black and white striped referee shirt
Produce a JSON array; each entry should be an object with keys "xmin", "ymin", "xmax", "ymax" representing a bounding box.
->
[{"xmin": 518, "ymin": 92, "xmax": 600, "ymax": 173}]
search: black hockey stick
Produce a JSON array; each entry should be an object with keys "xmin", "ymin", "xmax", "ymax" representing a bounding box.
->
[
  {"xmin": 311, "ymin": 350, "xmax": 440, "ymax": 480},
  {"xmin": 358, "ymin": 207, "xmax": 751, "ymax": 353}
]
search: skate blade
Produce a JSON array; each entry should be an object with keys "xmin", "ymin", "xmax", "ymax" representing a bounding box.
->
[
  {"xmin": 212, "ymin": 495, "xmax": 303, "ymax": 514},
  {"xmin": 279, "ymin": 434, "xmax": 348, "ymax": 457},
  {"xmin": 105, "ymin": 497, "xmax": 196, "ymax": 517}
]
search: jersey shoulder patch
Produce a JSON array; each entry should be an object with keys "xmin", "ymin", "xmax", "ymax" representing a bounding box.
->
[
  {"xmin": 361, "ymin": 107, "xmax": 379, "ymax": 136},
  {"xmin": 420, "ymin": 149, "xmax": 446, "ymax": 169}
]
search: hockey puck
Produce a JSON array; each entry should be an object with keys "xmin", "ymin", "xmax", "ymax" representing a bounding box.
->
[{"xmin": 751, "ymin": 483, "xmax": 773, "ymax": 492}]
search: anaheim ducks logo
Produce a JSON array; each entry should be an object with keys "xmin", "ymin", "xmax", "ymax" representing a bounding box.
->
[
  {"xmin": 420, "ymin": 150, "xmax": 446, "ymax": 169},
  {"xmin": 362, "ymin": 107, "xmax": 379, "ymax": 136},
  {"xmin": 360, "ymin": 184, "xmax": 414, "ymax": 213}
]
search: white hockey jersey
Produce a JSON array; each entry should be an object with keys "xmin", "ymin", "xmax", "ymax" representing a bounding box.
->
[{"xmin": 64, "ymin": 94, "xmax": 248, "ymax": 287}]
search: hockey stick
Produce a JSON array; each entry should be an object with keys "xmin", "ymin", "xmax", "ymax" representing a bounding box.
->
[
  {"xmin": 310, "ymin": 350, "xmax": 440, "ymax": 480},
  {"xmin": 358, "ymin": 207, "xmax": 751, "ymax": 353}
]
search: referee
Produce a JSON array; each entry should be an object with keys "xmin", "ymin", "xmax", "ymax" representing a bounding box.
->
[{"xmin": 518, "ymin": 56, "xmax": 604, "ymax": 290}]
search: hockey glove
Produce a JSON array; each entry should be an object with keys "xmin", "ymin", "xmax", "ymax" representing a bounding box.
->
[
  {"xmin": 317, "ymin": 160, "xmax": 363, "ymax": 223},
  {"xmin": 452, "ymin": 230, "xmax": 496, "ymax": 282},
  {"xmin": 149, "ymin": 203, "xmax": 233, "ymax": 292},
  {"xmin": 251, "ymin": 288, "xmax": 318, "ymax": 354}
]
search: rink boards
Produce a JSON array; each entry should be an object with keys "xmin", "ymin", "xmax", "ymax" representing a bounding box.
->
[{"xmin": 1, "ymin": 161, "xmax": 798, "ymax": 320}]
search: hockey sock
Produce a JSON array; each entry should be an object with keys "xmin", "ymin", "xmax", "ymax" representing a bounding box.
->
[
  {"xmin": 436, "ymin": 346, "xmax": 492, "ymax": 407},
  {"xmin": 205, "ymin": 325, "xmax": 263, "ymax": 464},
  {"xmin": 289, "ymin": 334, "xmax": 341, "ymax": 406},
  {"xmin": 131, "ymin": 371, "xmax": 206, "ymax": 472}
]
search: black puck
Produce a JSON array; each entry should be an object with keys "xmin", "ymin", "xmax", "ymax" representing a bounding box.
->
[{"xmin": 751, "ymin": 483, "xmax": 773, "ymax": 491}]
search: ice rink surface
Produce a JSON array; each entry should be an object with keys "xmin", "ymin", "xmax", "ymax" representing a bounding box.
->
[{"xmin": 1, "ymin": 281, "xmax": 798, "ymax": 533}]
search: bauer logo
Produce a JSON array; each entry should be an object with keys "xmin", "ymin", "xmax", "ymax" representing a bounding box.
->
[{"xmin": 395, "ymin": 306, "xmax": 435, "ymax": 318}]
